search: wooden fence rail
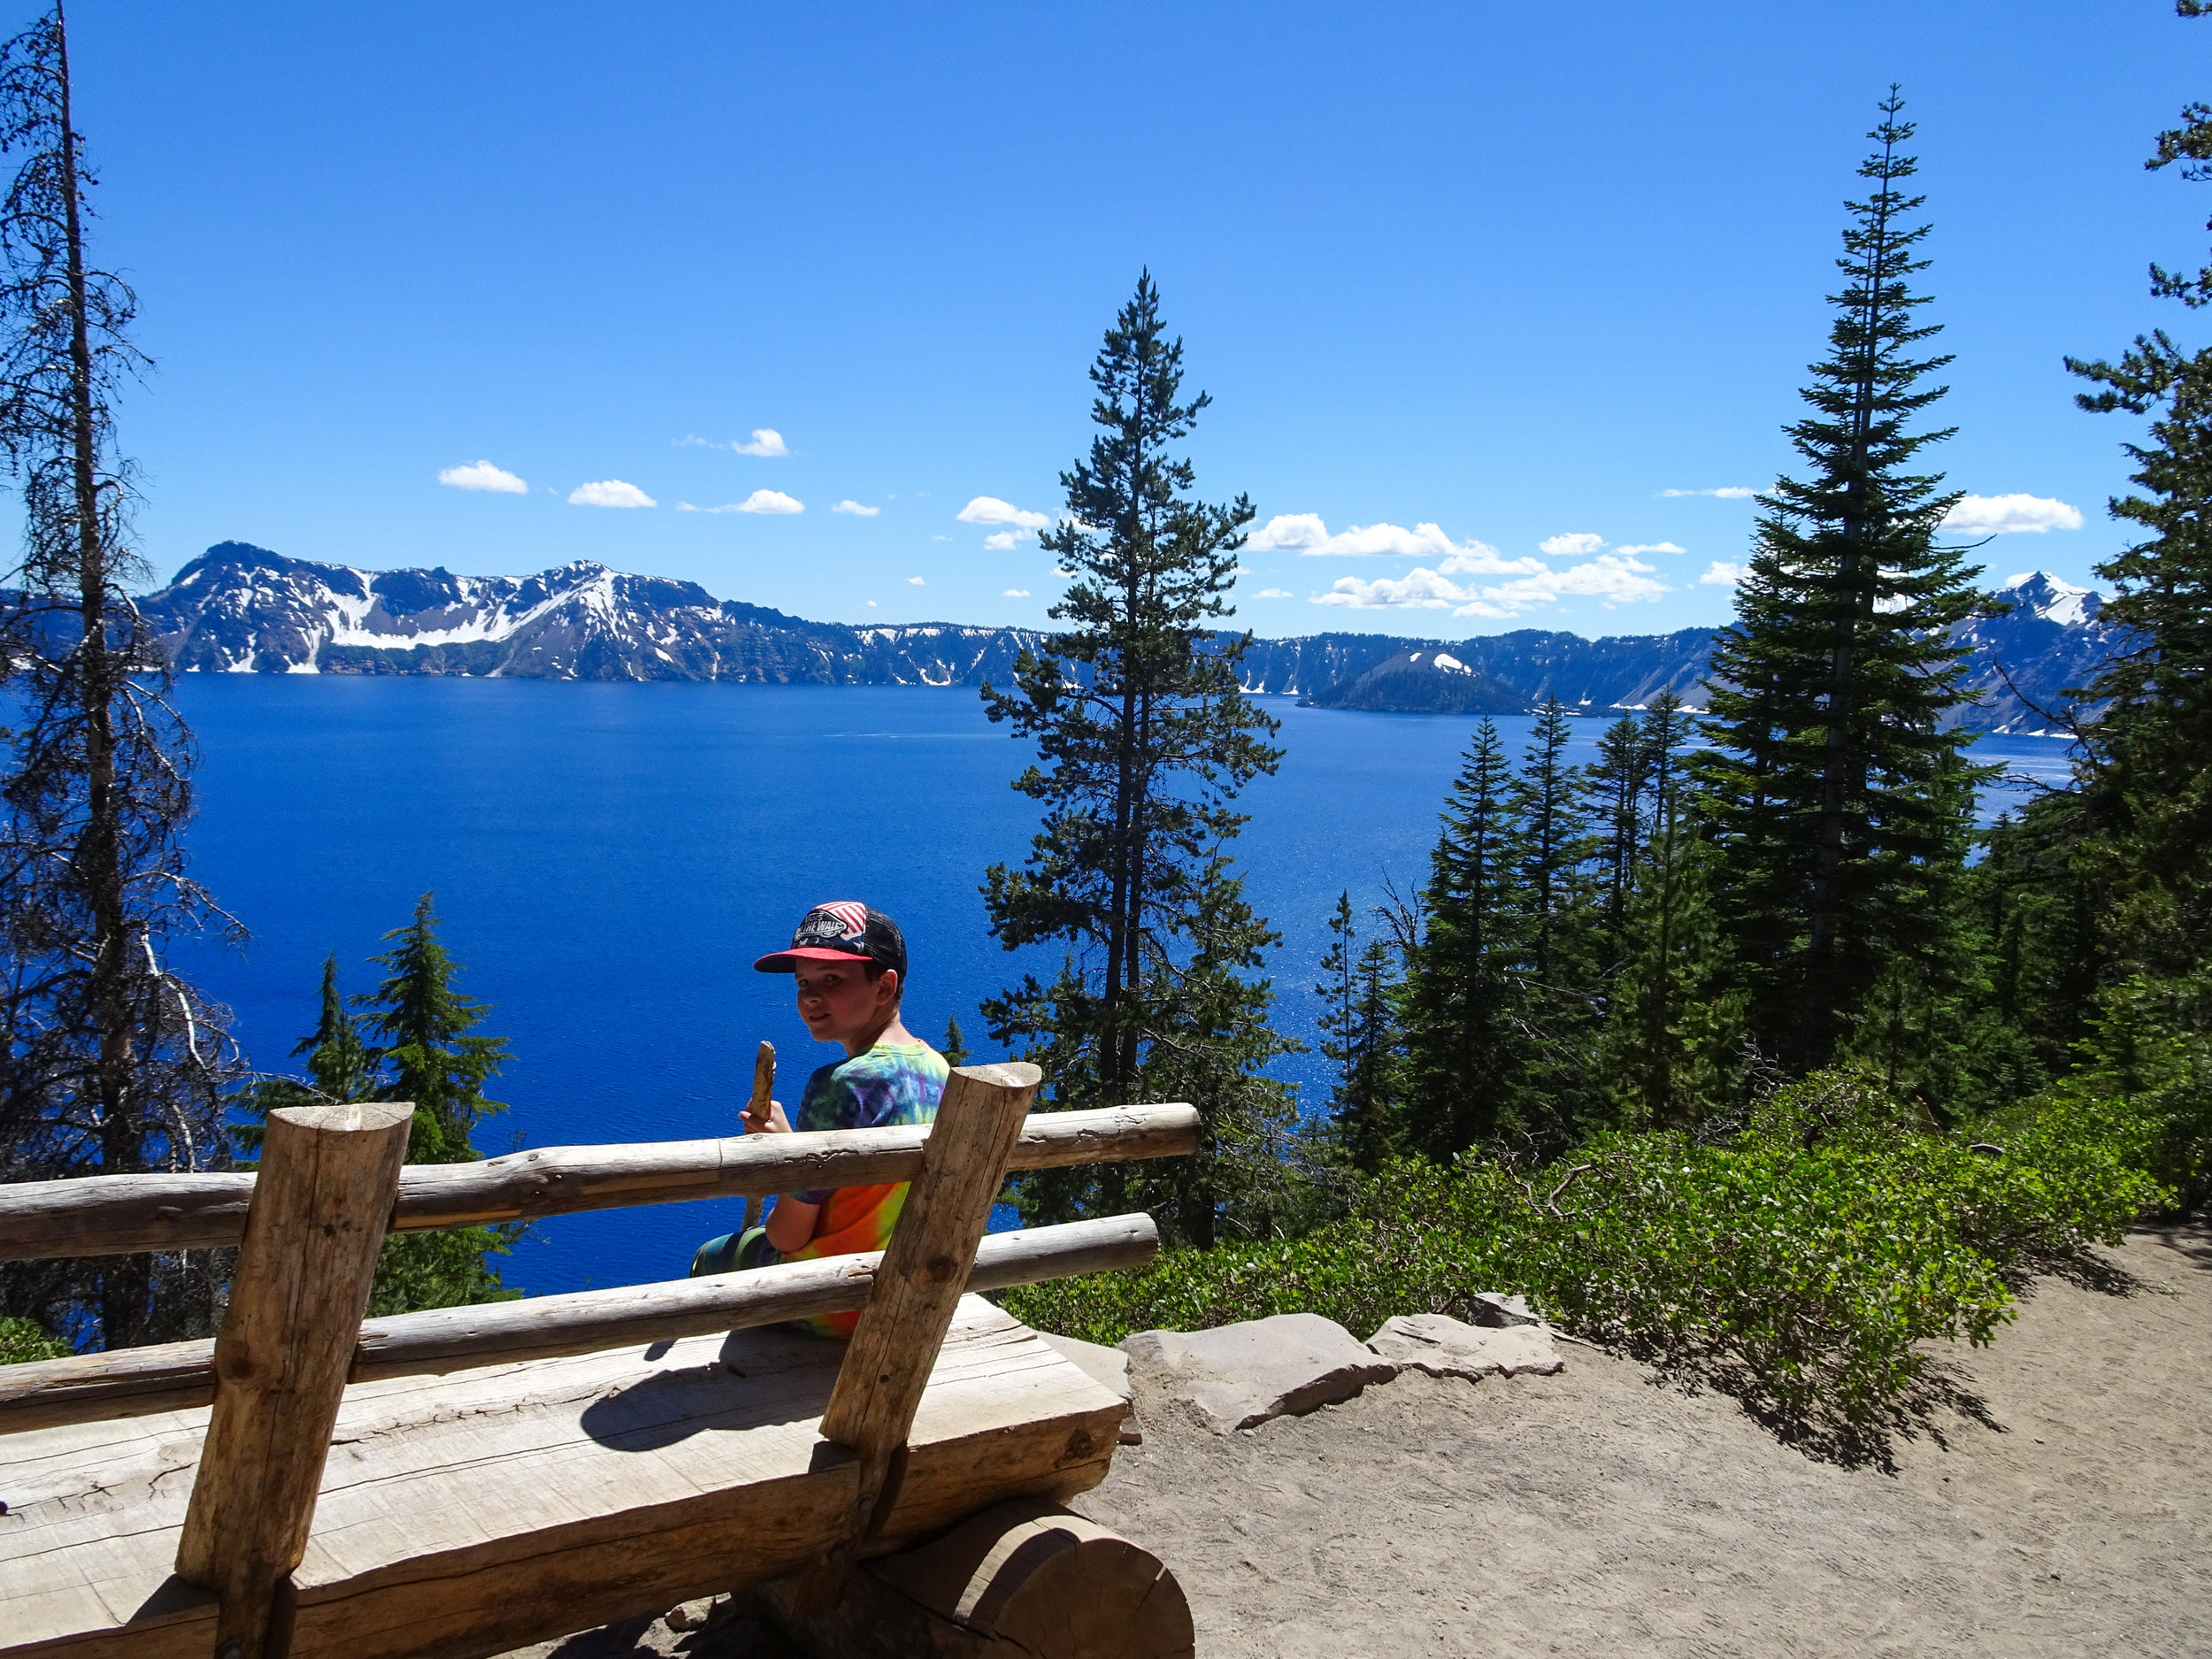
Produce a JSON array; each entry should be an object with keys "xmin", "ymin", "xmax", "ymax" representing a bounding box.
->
[
  {"xmin": 0, "ymin": 1212, "xmax": 1155, "ymax": 1434},
  {"xmin": 0, "ymin": 1102, "xmax": 1196, "ymax": 1261},
  {"xmin": 2, "ymin": 1064, "xmax": 1181, "ymax": 1659}
]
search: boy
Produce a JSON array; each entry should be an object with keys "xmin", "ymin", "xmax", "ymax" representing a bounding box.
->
[{"xmin": 688, "ymin": 901, "xmax": 949, "ymax": 1336}]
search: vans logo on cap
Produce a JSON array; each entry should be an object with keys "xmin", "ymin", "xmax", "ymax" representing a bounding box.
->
[{"xmin": 797, "ymin": 901, "xmax": 870, "ymax": 943}]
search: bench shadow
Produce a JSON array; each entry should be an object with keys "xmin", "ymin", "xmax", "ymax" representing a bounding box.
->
[{"xmin": 577, "ymin": 1328, "xmax": 846, "ymax": 1454}]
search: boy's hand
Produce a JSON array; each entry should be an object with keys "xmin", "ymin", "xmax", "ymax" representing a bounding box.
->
[{"xmin": 742, "ymin": 1097, "xmax": 792, "ymax": 1135}]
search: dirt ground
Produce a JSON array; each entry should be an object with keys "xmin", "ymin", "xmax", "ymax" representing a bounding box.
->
[{"xmin": 520, "ymin": 1220, "xmax": 2211, "ymax": 1659}]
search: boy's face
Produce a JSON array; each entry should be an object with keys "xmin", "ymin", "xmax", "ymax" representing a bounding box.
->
[{"xmin": 792, "ymin": 958, "xmax": 899, "ymax": 1048}]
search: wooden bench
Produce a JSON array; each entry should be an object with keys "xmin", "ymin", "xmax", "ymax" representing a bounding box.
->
[{"xmin": 0, "ymin": 1064, "xmax": 1194, "ymax": 1659}]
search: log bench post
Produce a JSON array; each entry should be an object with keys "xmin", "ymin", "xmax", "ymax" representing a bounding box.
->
[
  {"xmin": 788, "ymin": 1061, "xmax": 1041, "ymax": 1609},
  {"xmin": 173, "ymin": 1101, "xmax": 414, "ymax": 1659}
]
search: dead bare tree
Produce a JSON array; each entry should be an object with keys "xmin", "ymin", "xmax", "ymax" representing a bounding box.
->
[{"xmin": 0, "ymin": 3, "xmax": 241, "ymax": 1349}]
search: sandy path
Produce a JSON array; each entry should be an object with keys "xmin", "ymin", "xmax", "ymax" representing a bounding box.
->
[
  {"xmin": 522, "ymin": 1220, "xmax": 2210, "ymax": 1659},
  {"xmin": 1076, "ymin": 1219, "xmax": 2212, "ymax": 1658}
]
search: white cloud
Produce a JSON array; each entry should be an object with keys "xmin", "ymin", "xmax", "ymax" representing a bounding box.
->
[
  {"xmin": 1312, "ymin": 566, "xmax": 1470, "ymax": 610},
  {"xmin": 439, "ymin": 459, "xmax": 526, "ymax": 494},
  {"xmin": 1245, "ymin": 513, "xmax": 1563, "ymax": 579},
  {"xmin": 958, "ymin": 495, "xmax": 1051, "ymax": 529},
  {"xmin": 1941, "ymin": 493, "xmax": 2085, "ymax": 535},
  {"xmin": 866, "ymin": 599, "xmax": 877, "ymax": 608},
  {"xmin": 1663, "ymin": 486, "xmax": 1756, "ymax": 499},
  {"xmin": 1249, "ymin": 513, "xmax": 1471, "ymax": 561},
  {"xmin": 983, "ymin": 530, "xmax": 1026, "ymax": 550},
  {"xmin": 568, "ymin": 479, "xmax": 656, "ymax": 508},
  {"xmin": 907, "ymin": 576, "xmax": 926, "ymax": 585},
  {"xmin": 680, "ymin": 428, "xmax": 791, "ymax": 457},
  {"xmin": 678, "ymin": 488, "xmax": 805, "ymax": 514},
  {"xmin": 931, "ymin": 534, "xmax": 953, "ymax": 541},
  {"xmin": 1700, "ymin": 560, "xmax": 1743, "ymax": 587},
  {"xmin": 736, "ymin": 488, "xmax": 804, "ymax": 514},
  {"xmin": 1315, "ymin": 550, "xmax": 1667, "ymax": 618},
  {"xmin": 1052, "ymin": 566, "xmax": 1075, "ymax": 577},
  {"xmin": 1002, "ymin": 588, "xmax": 1032, "ymax": 597},
  {"xmin": 1245, "ymin": 512, "xmax": 1332, "ymax": 551},
  {"xmin": 1617, "ymin": 541, "xmax": 1686, "ymax": 557},
  {"xmin": 832, "ymin": 499, "xmax": 880, "ymax": 517},
  {"xmin": 1255, "ymin": 588, "xmax": 1293, "ymax": 599},
  {"xmin": 1540, "ymin": 532, "xmax": 1606, "ymax": 557}
]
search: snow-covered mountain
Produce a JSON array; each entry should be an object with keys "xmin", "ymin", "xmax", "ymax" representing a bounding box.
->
[
  {"xmin": 142, "ymin": 543, "xmax": 1044, "ymax": 687},
  {"xmin": 1949, "ymin": 572, "xmax": 2125, "ymax": 734},
  {"xmin": 140, "ymin": 544, "xmax": 2126, "ymax": 733}
]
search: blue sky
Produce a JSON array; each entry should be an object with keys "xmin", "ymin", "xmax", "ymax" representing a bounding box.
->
[{"xmin": 50, "ymin": 0, "xmax": 2212, "ymax": 637}]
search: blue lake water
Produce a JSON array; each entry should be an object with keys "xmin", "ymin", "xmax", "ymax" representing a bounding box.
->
[{"xmin": 164, "ymin": 679, "xmax": 2079, "ymax": 1295}]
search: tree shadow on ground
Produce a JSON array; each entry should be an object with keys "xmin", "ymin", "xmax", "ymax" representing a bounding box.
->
[{"xmin": 1637, "ymin": 1352, "xmax": 2003, "ymax": 1475}]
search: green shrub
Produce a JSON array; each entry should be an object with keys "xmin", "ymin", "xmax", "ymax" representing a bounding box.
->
[
  {"xmin": 1005, "ymin": 1070, "xmax": 2170, "ymax": 1433},
  {"xmin": 0, "ymin": 1315, "xmax": 67, "ymax": 1363}
]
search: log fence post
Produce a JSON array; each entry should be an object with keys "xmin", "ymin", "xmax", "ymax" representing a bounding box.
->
[
  {"xmin": 173, "ymin": 1101, "xmax": 414, "ymax": 1659},
  {"xmin": 795, "ymin": 1061, "xmax": 1041, "ymax": 1606}
]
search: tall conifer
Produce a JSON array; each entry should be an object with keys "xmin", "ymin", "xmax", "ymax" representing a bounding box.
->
[
  {"xmin": 1315, "ymin": 891, "xmax": 1400, "ymax": 1171},
  {"xmin": 1600, "ymin": 696, "xmax": 1740, "ymax": 1125},
  {"xmin": 1400, "ymin": 720, "xmax": 1531, "ymax": 1156},
  {"xmin": 355, "ymin": 896, "xmax": 517, "ymax": 1312},
  {"xmin": 1701, "ymin": 91, "xmax": 1991, "ymax": 1074},
  {"xmin": 1588, "ymin": 711, "xmax": 1653, "ymax": 978},
  {"xmin": 980, "ymin": 273, "xmax": 1294, "ymax": 1245},
  {"xmin": 2055, "ymin": 4, "xmax": 2212, "ymax": 1187}
]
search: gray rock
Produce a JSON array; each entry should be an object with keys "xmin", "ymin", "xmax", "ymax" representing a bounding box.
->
[
  {"xmin": 1464, "ymin": 1291, "xmax": 1542, "ymax": 1328},
  {"xmin": 1366, "ymin": 1313, "xmax": 1565, "ymax": 1380},
  {"xmin": 1120, "ymin": 1313, "xmax": 1399, "ymax": 1432}
]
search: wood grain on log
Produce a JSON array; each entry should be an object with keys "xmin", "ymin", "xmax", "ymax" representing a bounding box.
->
[
  {"xmin": 0, "ymin": 1214, "xmax": 1157, "ymax": 1435},
  {"xmin": 822, "ymin": 1064, "xmax": 1040, "ymax": 1518},
  {"xmin": 0, "ymin": 1103, "xmax": 1196, "ymax": 1261},
  {"xmin": 174, "ymin": 1100, "xmax": 413, "ymax": 1659},
  {"xmin": 0, "ymin": 1299, "xmax": 1124, "ymax": 1659}
]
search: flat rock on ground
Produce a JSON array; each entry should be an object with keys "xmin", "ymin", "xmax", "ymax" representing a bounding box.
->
[
  {"xmin": 1122, "ymin": 1311, "xmax": 1400, "ymax": 1432},
  {"xmin": 504, "ymin": 1221, "xmax": 2212, "ymax": 1659},
  {"xmin": 1367, "ymin": 1312, "xmax": 1564, "ymax": 1379}
]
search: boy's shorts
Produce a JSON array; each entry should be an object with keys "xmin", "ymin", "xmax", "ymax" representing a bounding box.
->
[{"xmin": 688, "ymin": 1225, "xmax": 779, "ymax": 1278}]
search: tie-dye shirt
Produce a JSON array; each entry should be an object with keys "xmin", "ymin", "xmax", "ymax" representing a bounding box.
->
[{"xmin": 775, "ymin": 1038, "xmax": 948, "ymax": 1336}]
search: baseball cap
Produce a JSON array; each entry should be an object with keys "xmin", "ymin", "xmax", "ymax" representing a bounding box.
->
[{"xmin": 753, "ymin": 901, "xmax": 908, "ymax": 978}]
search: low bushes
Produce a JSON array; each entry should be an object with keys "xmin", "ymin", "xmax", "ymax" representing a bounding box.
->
[{"xmin": 1003, "ymin": 1070, "xmax": 2170, "ymax": 1433}]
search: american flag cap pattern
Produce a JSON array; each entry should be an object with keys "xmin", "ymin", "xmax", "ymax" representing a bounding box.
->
[
  {"xmin": 756, "ymin": 900, "xmax": 907, "ymax": 976},
  {"xmin": 803, "ymin": 901, "xmax": 871, "ymax": 942}
]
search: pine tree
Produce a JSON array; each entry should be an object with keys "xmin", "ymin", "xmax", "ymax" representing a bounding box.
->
[
  {"xmin": 1315, "ymin": 891, "xmax": 1400, "ymax": 1171},
  {"xmin": 1700, "ymin": 90, "xmax": 1993, "ymax": 1076},
  {"xmin": 353, "ymin": 895, "xmax": 518, "ymax": 1313},
  {"xmin": 1588, "ymin": 711, "xmax": 1653, "ymax": 977},
  {"xmin": 1509, "ymin": 699, "xmax": 1603, "ymax": 1130},
  {"xmin": 231, "ymin": 954, "xmax": 376, "ymax": 1156},
  {"xmin": 939, "ymin": 1015, "xmax": 971, "ymax": 1068},
  {"xmin": 979, "ymin": 273, "xmax": 1294, "ymax": 1246},
  {"xmin": 1399, "ymin": 720, "xmax": 1532, "ymax": 1156},
  {"xmin": 359, "ymin": 893, "xmax": 508, "ymax": 1164},
  {"xmin": 2053, "ymin": 7, "xmax": 2212, "ymax": 1192},
  {"xmin": 0, "ymin": 5, "xmax": 241, "ymax": 1351},
  {"xmin": 1599, "ymin": 697, "xmax": 1740, "ymax": 1125}
]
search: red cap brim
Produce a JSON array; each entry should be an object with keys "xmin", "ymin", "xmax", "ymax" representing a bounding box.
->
[{"xmin": 753, "ymin": 945, "xmax": 875, "ymax": 973}]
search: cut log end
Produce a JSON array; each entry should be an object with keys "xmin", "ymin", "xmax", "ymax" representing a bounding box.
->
[{"xmin": 761, "ymin": 1500, "xmax": 1194, "ymax": 1659}]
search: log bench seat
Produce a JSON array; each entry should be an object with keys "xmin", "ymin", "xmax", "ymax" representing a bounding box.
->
[{"xmin": 1, "ymin": 1297, "xmax": 1126, "ymax": 1659}]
